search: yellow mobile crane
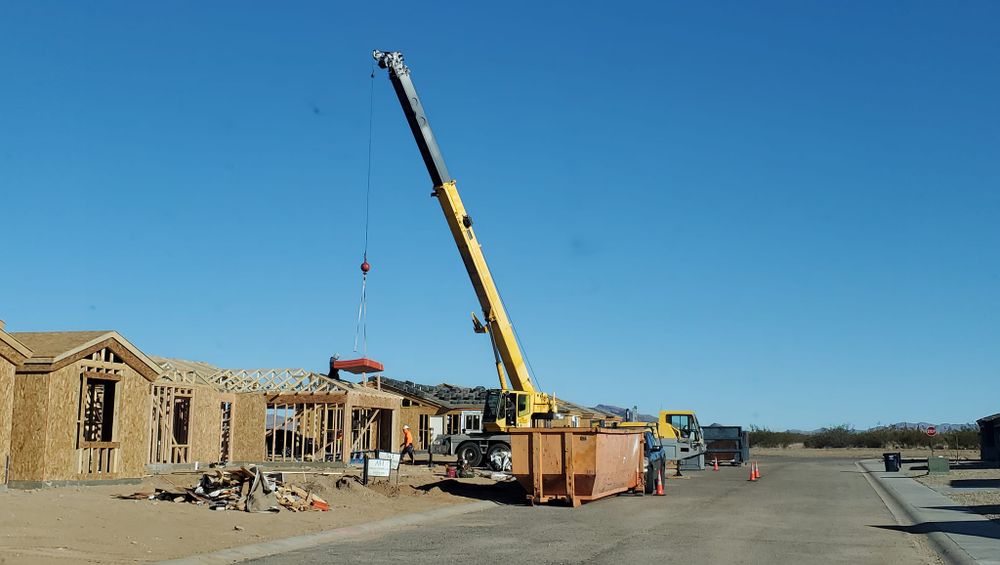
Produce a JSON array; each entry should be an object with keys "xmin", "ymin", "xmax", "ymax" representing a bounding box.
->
[{"xmin": 373, "ymin": 50, "xmax": 557, "ymax": 468}]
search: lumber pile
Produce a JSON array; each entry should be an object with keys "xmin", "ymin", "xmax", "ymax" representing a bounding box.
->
[{"xmin": 119, "ymin": 466, "xmax": 330, "ymax": 512}]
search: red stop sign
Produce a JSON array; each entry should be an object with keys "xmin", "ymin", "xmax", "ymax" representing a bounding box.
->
[{"xmin": 926, "ymin": 426, "xmax": 937, "ymax": 437}]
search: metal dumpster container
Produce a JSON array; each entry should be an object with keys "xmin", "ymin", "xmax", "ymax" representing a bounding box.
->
[
  {"xmin": 703, "ymin": 425, "xmax": 750, "ymax": 466},
  {"xmin": 509, "ymin": 428, "xmax": 643, "ymax": 507}
]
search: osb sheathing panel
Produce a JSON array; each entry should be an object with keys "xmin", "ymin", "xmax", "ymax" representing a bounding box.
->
[
  {"xmin": 189, "ymin": 387, "xmax": 225, "ymax": 463},
  {"xmin": 116, "ymin": 366, "xmax": 152, "ymax": 478},
  {"xmin": 231, "ymin": 394, "xmax": 265, "ymax": 462},
  {"xmin": 399, "ymin": 405, "xmax": 438, "ymax": 450},
  {"xmin": 36, "ymin": 364, "xmax": 150, "ymax": 481},
  {"xmin": 0, "ymin": 359, "xmax": 15, "ymax": 479},
  {"xmin": 9, "ymin": 373, "xmax": 48, "ymax": 481},
  {"xmin": 43, "ymin": 364, "xmax": 80, "ymax": 479}
]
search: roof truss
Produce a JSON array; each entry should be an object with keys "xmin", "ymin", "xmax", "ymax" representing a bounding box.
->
[{"xmin": 157, "ymin": 359, "xmax": 348, "ymax": 393}]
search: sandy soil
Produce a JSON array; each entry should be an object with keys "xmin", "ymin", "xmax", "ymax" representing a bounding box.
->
[
  {"xmin": 916, "ymin": 466, "xmax": 1000, "ymax": 523},
  {"xmin": 752, "ymin": 446, "xmax": 980, "ymax": 460},
  {"xmin": 0, "ymin": 464, "xmax": 511, "ymax": 564}
]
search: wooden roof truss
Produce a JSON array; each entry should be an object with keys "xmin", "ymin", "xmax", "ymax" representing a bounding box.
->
[{"xmin": 157, "ymin": 358, "xmax": 363, "ymax": 394}]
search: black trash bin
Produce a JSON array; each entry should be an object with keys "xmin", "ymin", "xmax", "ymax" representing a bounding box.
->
[{"xmin": 882, "ymin": 452, "xmax": 901, "ymax": 472}]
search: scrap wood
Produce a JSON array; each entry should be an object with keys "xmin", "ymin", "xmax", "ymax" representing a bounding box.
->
[{"xmin": 121, "ymin": 466, "xmax": 333, "ymax": 513}]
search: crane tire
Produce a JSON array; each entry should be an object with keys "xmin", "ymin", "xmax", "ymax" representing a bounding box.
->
[{"xmin": 457, "ymin": 442, "xmax": 483, "ymax": 468}]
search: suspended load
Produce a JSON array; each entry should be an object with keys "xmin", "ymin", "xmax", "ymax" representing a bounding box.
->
[{"xmin": 332, "ymin": 357, "xmax": 384, "ymax": 374}]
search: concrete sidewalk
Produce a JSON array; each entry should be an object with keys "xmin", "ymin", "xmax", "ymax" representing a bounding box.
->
[{"xmin": 861, "ymin": 459, "xmax": 1000, "ymax": 565}]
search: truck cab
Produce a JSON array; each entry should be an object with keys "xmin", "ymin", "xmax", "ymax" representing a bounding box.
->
[{"xmin": 613, "ymin": 410, "xmax": 706, "ymax": 464}]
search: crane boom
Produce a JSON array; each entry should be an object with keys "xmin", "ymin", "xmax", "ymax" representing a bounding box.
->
[{"xmin": 373, "ymin": 50, "xmax": 536, "ymax": 395}]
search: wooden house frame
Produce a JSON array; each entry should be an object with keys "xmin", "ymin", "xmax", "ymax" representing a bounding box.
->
[
  {"xmin": 152, "ymin": 358, "xmax": 265, "ymax": 465},
  {"xmin": 156, "ymin": 358, "xmax": 401, "ymax": 465},
  {"xmin": 0, "ymin": 324, "xmax": 32, "ymax": 485},
  {"xmin": 8, "ymin": 331, "xmax": 162, "ymax": 483}
]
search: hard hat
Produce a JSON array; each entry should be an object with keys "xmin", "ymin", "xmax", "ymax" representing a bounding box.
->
[{"xmin": 403, "ymin": 425, "xmax": 410, "ymax": 429}]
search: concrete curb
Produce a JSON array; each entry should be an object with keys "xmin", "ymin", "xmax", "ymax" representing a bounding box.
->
[
  {"xmin": 857, "ymin": 460, "xmax": 979, "ymax": 565},
  {"xmin": 156, "ymin": 500, "xmax": 497, "ymax": 564}
]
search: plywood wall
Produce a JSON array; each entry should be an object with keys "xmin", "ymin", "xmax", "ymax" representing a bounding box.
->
[
  {"xmin": 32, "ymin": 362, "xmax": 151, "ymax": 481},
  {"xmin": 398, "ymin": 405, "xmax": 439, "ymax": 450},
  {"xmin": 116, "ymin": 366, "xmax": 152, "ymax": 479},
  {"xmin": 0, "ymin": 359, "xmax": 15, "ymax": 483},
  {"xmin": 230, "ymin": 394, "xmax": 265, "ymax": 462},
  {"xmin": 189, "ymin": 388, "xmax": 230, "ymax": 464},
  {"xmin": 9, "ymin": 373, "xmax": 49, "ymax": 481},
  {"xmin": 43, "ymin": 364, "xmax": 81, "ymax": 479}
]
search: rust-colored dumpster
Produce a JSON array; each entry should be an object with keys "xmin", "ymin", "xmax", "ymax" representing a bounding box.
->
[{"xmin": 509, "ymin": 427, "xmax": 644, "ymax": 507}]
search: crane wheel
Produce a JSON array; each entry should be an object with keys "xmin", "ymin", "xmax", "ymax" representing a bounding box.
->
[{"xmin": 456, "ymin": 442, "xmax": 483, "ymax": 468}]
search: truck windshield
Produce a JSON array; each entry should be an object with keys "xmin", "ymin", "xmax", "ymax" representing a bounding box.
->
[{"xmin": 482, "ymin": 390, "xmax": 501, "ymax": 424}]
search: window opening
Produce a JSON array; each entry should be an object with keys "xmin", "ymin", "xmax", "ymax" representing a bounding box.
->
[{"xmin": 83, "ymin": 378, "xmax": 117, "ymax": 443}]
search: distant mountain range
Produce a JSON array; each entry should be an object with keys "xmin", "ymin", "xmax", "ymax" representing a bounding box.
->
[
  {"xmin": 784, "ymin": 422, "xmax": 978, "ymax": 434},
  {"xmin": 876, "ymin": 422, "xmax": 978, "ymax": 432}
]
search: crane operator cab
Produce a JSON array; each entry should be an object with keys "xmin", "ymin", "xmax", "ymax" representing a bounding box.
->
[
  {"xmin": 662, "ymin": 411, "xmax": 703, "ymax": 446},
  {"xmin": 482, "ymin": 389, "xmax": 535, "ymax": 432}
]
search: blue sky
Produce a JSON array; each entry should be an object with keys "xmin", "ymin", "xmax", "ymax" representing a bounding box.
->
[{"xmin": 1, "ymin": 2, "xmax": 997, "ymax": 429}]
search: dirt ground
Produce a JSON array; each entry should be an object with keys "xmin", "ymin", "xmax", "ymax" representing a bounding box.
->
[{"xmin": 0, "ymin": 463, "xmax": 514, "ymax": 564}]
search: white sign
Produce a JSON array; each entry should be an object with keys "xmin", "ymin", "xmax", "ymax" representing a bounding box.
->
[
  {"xmin": 376, "ymin": 450, "xmax": 401, "ymax": 470},
  {"xmin": 365, "ymin": 457, "xmax": 391, "ymax": 479}
]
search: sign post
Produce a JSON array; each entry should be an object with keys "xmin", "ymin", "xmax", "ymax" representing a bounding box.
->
[{"xmin": 926, "ymin": 426, "xmax": 937, "ymax": 458}]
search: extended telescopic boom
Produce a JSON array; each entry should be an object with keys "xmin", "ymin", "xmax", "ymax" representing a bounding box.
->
[{"xmin": 372, "ymin": 49, "xmax": 536, "ymax": 395}]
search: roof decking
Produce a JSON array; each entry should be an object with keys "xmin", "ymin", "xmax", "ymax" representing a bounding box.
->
[
  {"xmin": 12, "ymin": 330, "xmax": 162, "ymax": 380},
  {"xmin": 0, "ymin": 327, "xmax": 31, "ymax": 365}
]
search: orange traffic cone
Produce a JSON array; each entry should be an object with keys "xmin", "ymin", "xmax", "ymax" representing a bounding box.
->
[
  {"xmin": 748, "ymin": 464, "xmax": 757, "ymax": 482},
  {"xmin": 713, "ymin": 458, "xmax": 719, "ymax": 471},
  {"xmin": 754, "ymin": 462, "xmax": 761, "ymax": 479},
  {"xmin": 656, "ymin": 468, "xmax": 665, "ymax": 495}
]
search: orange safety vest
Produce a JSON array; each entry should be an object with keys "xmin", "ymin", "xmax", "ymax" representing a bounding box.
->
[{"xmin": 403, "ymin": 428, "xmax": 413, "ymax": 446}]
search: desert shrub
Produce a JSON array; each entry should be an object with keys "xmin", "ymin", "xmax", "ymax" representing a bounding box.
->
[
  {"xmin": 855, "ymin": 429, "xmax": 887, "ymax": 448},
  {"xmin": 946, "ymin": 429, "xmax": 980, "ymax": 450},
  {"xmin": 748, "ymin": 426, "xmax": 808, "ymax": 448},
  {"xmin": 805, "ymin": 425, "xmax": 855, "ymax": 448},
  {"xmin": 748, "ymin": 424, "xmax": 979, "ymax": 450}
]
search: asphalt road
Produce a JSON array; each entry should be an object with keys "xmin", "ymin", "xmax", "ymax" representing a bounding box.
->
[{"xmin": 248, "ymin": 457, "xmax": 938, "ymax": 565}]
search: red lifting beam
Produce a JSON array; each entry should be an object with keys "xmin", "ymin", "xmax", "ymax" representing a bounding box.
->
[{"xmin": 332, "ymin": 357, "xmax": 384, "ymax": 374}]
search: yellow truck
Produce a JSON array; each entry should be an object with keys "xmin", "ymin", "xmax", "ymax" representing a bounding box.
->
[{"xmin": 616, "ymin": 410, "xmax": 706, "ymax": 466}]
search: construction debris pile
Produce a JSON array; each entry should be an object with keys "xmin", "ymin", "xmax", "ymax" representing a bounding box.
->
[{"xmin": 119, "ymin": 466, "xmax": 331, "ymax": 512}]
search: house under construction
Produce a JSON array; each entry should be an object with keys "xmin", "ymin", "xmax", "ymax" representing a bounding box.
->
[
  {"xmin": 155, "ymin": 357, "xmax": 402, "ymax": 465},
  {"xmin": 7, "ymin": 331, "xmax": 162, "ymax": 484}
]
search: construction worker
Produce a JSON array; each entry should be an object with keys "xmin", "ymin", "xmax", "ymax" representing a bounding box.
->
[{"xmin": 400, "ymin": 424, "xmax": 415, "ymax": 464}]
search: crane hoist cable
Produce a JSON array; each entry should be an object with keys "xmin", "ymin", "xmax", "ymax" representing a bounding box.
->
[{"xmin": 354, "ymin": 65, "xmax": 376, "ymax": 354}]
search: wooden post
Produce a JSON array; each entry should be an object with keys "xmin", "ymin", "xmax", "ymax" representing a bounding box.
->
[
  {"xmin": 341, "ymin": 400, "xmax": 353, "ymax": 464},
  {"xmin": 281, "ymin": 403, "xmax": 289, "ymax": 462},
  {"xmin": 269, "ymin": 403, "xmax": 277, "ymax": 461}
]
